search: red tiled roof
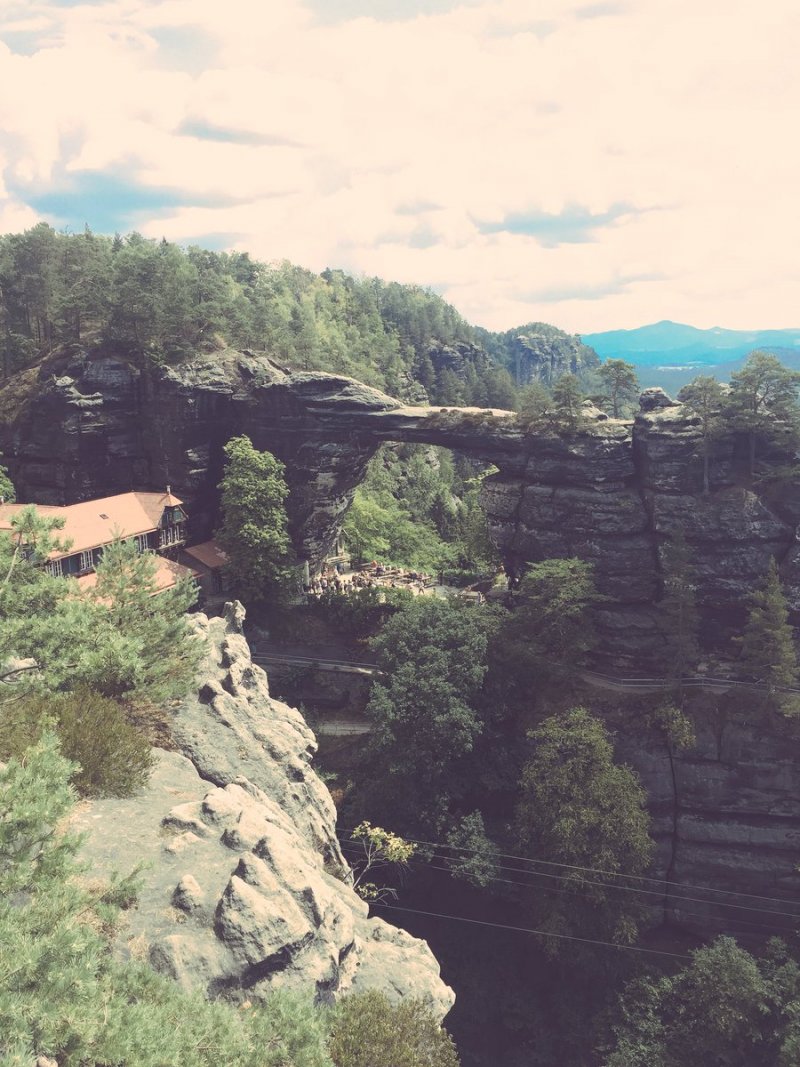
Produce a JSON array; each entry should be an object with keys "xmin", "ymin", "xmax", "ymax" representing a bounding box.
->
[
  {"xmin": 0, "ymin": 491, "xmax": 185, "ymax": 559},
  {"xmin": 76, "ymin": 556, "xmax": 198, "ymax": 595},
  {"xmin": 184, "ymin": 539, "xmax": 228, "ymax": 571}
]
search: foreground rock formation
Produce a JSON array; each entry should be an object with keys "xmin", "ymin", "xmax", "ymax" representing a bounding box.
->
[
  {"xmin": 72, "ymin": 603, "xmax": 454, "ymax": 1016},
  {"xmin": 3, "ymin": 348, "xmax": 800, "ymax": 664}
]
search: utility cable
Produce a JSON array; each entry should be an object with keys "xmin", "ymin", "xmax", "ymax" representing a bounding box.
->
[
  {"xmin": 370, "ymin": 901, "xmax": 693, "ymax": 960},
  {"xmin": 338, "ymin": 828, "xmax": 800, "ymax": 912},
  {"xmin": 339, "ymin": 842, "xmax": 800, "ymax": 922}
]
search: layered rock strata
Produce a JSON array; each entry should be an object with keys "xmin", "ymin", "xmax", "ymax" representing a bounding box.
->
[
  {"xmin": 3, "ymin": 350, "xmax": 800, "ymax": 662},
  {"xmin": 72, "ymin": 603, "xmax": 454, "ymax": 1016}
]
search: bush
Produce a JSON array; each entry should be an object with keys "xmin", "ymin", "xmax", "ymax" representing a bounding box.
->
[
  {"xmin": 0, "ymin": 687, "xmax": 154, "ymax": 797},
  {"xmin": 328, "ymin": 990, "xmax": 460, "ymax": 1067}
]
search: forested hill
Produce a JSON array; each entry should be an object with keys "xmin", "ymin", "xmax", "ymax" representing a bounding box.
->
[{"xmin": 0, "ymin": 224, "xmax": 598, "ymax": 406}]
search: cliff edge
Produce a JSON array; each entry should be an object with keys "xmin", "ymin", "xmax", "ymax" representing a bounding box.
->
[{"xmin": 71, "ymin": 602, "xmax": 454, "ymax": 1017}]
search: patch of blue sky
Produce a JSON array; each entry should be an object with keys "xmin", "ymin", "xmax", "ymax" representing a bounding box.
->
[
  {"xmin": 178, "ymin": 120, "xmax": 300, "ymax": 148},
  {"xmin": 174, "ymin": 232, "xmax": 242, "ymax": 252},
  {"xmin": 305, "ymin": 0, "xmax": 484, "ymax": 24},
  {"xmin": 0, "ymin": 29, "xmax": 47, "ymax": 56},
  {"xmin": 478, "ymin": 202, "xmax": 636, "ymax": 247},
  {"xmin": 10, "ymin": 170, "xmax": 239, "ymax": 234},
  {"xmin": 150, "ymin": 26, "xmax": 218, "ymax": 75}
]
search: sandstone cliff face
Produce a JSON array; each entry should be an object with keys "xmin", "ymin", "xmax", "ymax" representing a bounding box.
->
[
  {"xmin": 72, "ymin": 603, "xmax": 454, "ymax": 1016},
  {"xmin": 3, "ymin": 349, "xmax": 800, "ymax": 664},
  {"xmin": 614, "ymin": 697, "xmax": 800, "ymax": 937},
  {"xmin": 505, "ymin": 325, "xmax": 600, "ymax": 386}
]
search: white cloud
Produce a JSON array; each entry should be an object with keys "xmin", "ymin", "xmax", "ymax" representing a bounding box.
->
[{"xmin": 0, "ymin": 0, "xmax": 798, "ymax": 332}]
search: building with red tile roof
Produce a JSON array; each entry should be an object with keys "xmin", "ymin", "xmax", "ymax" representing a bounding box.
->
[{"xmin": 0, "ymin": 490, "xmax": 193, "ymax": 589}]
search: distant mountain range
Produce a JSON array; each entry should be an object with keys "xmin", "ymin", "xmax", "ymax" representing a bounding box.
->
[{"xmin": 581, "ymin": 321, "xmax": 800, "ymax": 392}]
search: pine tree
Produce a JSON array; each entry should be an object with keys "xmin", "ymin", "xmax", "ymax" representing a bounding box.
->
[
  {"xmin": 726, "ymin": 352, "xmax": 800, "ymax": 476},
  {"xmin": 598, "ymin": 359, "xmax": 639, "ymax": 418},
  {"xmin": 551, "ymin": 373, "xmax": 585, "ymax": 431},
  {"xmin": 678, "ymin": 375, "xmax": 726, "ymax": 494},
  {"xmin": 739, "ymin": 558, "xmax": 799, "ymax": 695}
]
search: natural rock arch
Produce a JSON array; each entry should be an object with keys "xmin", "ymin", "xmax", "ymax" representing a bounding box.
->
[{"xmin": 2, "ymin": 350, "xmax": 799, "ymax": 664}]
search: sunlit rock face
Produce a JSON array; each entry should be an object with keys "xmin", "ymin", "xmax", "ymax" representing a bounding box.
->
[
  {"xmin": 72, "ymin": 603, "xmax": 455, "ymax": 1016},
  {"xmin": 2, "ymin": 348, "xmax": 800, "ymax": 664}
]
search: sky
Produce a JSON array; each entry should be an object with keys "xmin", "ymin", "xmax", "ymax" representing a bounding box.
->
[{"xmin": 0, "ymin": 0, "xmax": 798, "ymax": 334}]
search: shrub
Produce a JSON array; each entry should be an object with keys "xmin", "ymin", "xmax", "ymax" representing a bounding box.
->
[
  {"xmin": 0, "ymin": 687, "xmax": 154, "ymax": 797},
  {"xmin": 328, "ymin": 990, "xmax": 460, "ymax": 1067}
]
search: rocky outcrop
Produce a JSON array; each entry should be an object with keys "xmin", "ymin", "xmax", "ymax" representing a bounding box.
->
[
  {"xmin": 72, "ymin": 603, "xmax": 454, "ymax": 1017},
  {"xmin": 500, "ymin": 323, "xmax": 600, "ymax": 386},
  {"xmin": 613, "ymin": 695, "xmax": 800, "ymax": 938},
  {"xmin": 3, "ymin": 347, "xmax": 800, "ymax": 663}
]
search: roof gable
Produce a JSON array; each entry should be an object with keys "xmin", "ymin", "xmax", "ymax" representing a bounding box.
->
[{"xmin": 0, "ymin": 491, "xmax": 185, "ymax": 557}]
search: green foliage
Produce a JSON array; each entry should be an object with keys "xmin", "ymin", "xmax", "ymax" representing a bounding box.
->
[
  {"xmin": 725, "ymin": 351, "xmax": 800, "ymax": 475},
  {"xmin": 678, "ymin": 375, "xmax": 726, "ymax": 493},
  {"xmin": 515, "ymin": 381, "xmax": 552, "ymax": 430},
  {"xmin": 598, "ymin": 359, "xmax": 639, "ymax": 418},
  {"xmin": 217, "ymin": 435, "xmax": 297, "ymax": 605},
  {"xmin": 344, "ymin": 444, "xmax": 497, "ymax": 576},
  {"xmin": 642, "ymin": 700, "xmax": 696, "ymax": 751},
  {"xmin": 0, "ymin": 688, "xmax": 154, "ymax": 797},
  {"xmin": 551, "ymin": 373, "xmax": 586, "ymax": 431},
  {"xmin": 310, "ymin": 584, "xmax": 413, "ymax": 639},
  {"xmin": 363, "ymin": 597, "xmax": 498, "ymax": 830},
  {"xmin": 516, "ymin": 707, "xmax": 654, "ymax": 948},
  {"xmin": 738, "ymin": 558, "xmax": 799, "ymax": 701},
  {"xmin": 605, "ymin": 936, "xmax": 800, "ymax": 1067},
  {"xmin": 445, "ymin": 811, "xmax": 500, "ymax": 889},
  {"xmin": 328, "ymin": 990, "xmax": 460, "ymax": 1067},
  {"xmin": 0, "ymin": 226, "xmax": 516, "ymax": 409},
  {"xmin": 0, "ymin": 737, "xmax": 334, "ymax": 1067},
  {"xmin": 0, "ymin": 515, "xmax": 201, "ymax": 707},
  {"xmin": 503, "ymin": 558, "xmax": 598, "ymax": 678},
  {"xmin": 348, "ymin": 821, "xmax": 416, "ymax": 901},
  {"xmin": 0, "ymin": 461, "xmax": 14, "ymax": 503},
  {"xmin": 87, "ymin": 538, "xmax": 201, "ymax": 702}
]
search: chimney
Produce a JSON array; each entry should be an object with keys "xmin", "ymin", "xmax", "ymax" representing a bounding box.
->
[{"xmin": 166, "ymin": 484, "xmax": 171, "ymax": 498}]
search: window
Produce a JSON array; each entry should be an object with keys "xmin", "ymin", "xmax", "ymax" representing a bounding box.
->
[
  {"xmin": 47, "ymin": 558, "xmax": 63, "ymax": 577},
  {"xmin": 79, "ymin": 550, "xmax": 94, "ymax": 573},
  {"xmin": 159, "ymin": 523, "xmax": 185, "ymax": 548},
  {"xmin": 135, "ymin": 533, "xmax": 149, "ymax": 553}
]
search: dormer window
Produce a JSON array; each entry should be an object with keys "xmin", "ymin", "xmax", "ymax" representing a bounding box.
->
[{"xmin": 161, "ymin": 506, "xmax": 186, "ymax": 527}]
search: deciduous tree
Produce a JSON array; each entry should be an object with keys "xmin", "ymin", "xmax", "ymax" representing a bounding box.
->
[
  {"xmin": 216, "ymin": 435, "xmax": 297, "ymax": 605},
  {"xmin": 516, "ymin": 707, "xmax": 653, "ymax": 947}
]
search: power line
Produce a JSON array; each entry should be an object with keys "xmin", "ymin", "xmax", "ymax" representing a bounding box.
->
[
  {"xmin": 409, "ymin": 859, "xmax": 798, "ymax": 933},
  {"xmin": 340, "ymin": 842, "xmax": 800, "ymax": 923},
  {"xmin": 370, "ymin": 901, "xmax": 693, "ymax": 960},
  {"xmin": 338, "ymin": 828, "xmax": 800, "ymax": 912}
]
